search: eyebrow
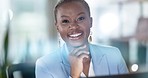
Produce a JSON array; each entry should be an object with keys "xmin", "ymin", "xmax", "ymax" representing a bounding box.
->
[{"xmin": 61, "ymin": 12, "xmax": 85, "ymax": 18}]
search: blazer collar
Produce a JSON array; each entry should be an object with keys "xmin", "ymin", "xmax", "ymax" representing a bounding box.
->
[
  {"xmin": 60, "ymin": 44, "xmax": 70, "ymax": 76},
  {"xmin": 89, "ymin": 44, "xmax": 110, "ymax": 76}
]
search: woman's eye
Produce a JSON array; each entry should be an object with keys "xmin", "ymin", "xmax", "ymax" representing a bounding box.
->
[
  {"xmin": 77, "ymin": 17, "xmax": 85, "ymax": 21},
  {"xmin": 62, "ymin": 20, "xmax": 69, "ymax": 23}
]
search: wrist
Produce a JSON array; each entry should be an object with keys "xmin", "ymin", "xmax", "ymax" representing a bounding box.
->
[
  {"xmin": 70, "ymin": 68, "xmax": 81, "ymax": 78},
  {"xmin": 70, "ymin": 75, "xmax": 80, "ymax": 78},
  {"xmin": 70, "ymin": 73, "xmax": 80, "ymax": 78}
]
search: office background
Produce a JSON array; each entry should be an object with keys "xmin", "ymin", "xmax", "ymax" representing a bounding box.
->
[{"xmin": 0, "ymin": 0, "xmax": 148, "ymax": 78}]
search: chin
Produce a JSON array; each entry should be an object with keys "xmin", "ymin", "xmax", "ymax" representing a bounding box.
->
[{"xmin": 69, "ymin": 41, "xmax": 86, "ymax": 48}]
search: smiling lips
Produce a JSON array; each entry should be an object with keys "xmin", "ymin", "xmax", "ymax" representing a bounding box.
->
[{"xmin": 68, "ymin": 31, "xmax": 83, "ymax": 40}]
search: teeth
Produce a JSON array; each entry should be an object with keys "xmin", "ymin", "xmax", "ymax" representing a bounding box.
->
[{"xmin": 69, "ymin": 33, "xmax": 82, "ymax": 37}]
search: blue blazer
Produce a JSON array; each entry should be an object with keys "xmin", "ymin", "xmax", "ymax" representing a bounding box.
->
[{"xmin": 36, "ymin": 44, "xmax": 129, "ymax": 78}]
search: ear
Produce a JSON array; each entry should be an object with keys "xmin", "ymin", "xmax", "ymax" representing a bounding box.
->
[
  {"xmin": 90, "ymin": 17, "xmax": 93, "ymax": 28},
  {"xmin": 55, "ymin": 21, "xmax": 59, "ymax": 32}
]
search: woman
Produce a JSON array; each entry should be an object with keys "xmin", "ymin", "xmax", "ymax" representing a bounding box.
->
[{"xmin": 35, "ymin": 0, "xmax": 129, "ymax": 78}]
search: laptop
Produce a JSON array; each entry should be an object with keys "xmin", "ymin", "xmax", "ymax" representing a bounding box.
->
[{"xmin": 87, "ymin": 72, "xmax": 148, "ymax": 78}]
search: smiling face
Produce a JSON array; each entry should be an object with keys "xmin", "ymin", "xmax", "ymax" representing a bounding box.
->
[{"xmin": 55, "ymin": 1, "xmax": 92, "ymax": 48}]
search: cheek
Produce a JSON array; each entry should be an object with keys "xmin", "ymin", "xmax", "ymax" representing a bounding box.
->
[
  {"xmin": 81, "ymin": 22, "xmax": 91, "ymax": 31},
  {"xmin": 58, "ymin": 27, "xmax": 67, "ymax": 38},
  {"xmin": 83, "ymin": 23, "xmax": 91, "ymax": 36},
  {"xmin": 82, "ymin": 19, "xmax": 92, "ymax": 28}
]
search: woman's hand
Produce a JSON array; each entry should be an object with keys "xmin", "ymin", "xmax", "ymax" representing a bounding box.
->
[{"xmin": 69, "ymin": 45, "xmax": 89, "ymax": 78}]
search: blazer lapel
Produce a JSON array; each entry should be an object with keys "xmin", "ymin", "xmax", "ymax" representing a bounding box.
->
[
  {"xmin": 89, "ymin": 44, "xmax": 110, "ymax": 76},
  {"xmin": 60, "ymin": 62, "xmax": 70, "ymax": 77},
  {"xmin": 60, "ymin": 45, "xmax": 71, "ymax": 77}
]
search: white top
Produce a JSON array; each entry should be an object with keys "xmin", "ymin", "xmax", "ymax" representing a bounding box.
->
[{"xmin": 81, "ymin": 59, "xmax": 95, "ymax": 77}]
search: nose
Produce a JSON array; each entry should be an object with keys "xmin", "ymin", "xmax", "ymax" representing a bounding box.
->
[{"xmin": 69, "ymin": 21, "xmax": 79, "ymax": 29}]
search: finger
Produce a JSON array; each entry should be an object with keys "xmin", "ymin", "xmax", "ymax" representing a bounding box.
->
[
  {"xmin": 75, "ymin": 51, "xmax": 89, "ymax": 57},
  {"xmin": 71, "ymin": 45, "xmax": 86, "ymax": 55},
  {"xmin": 78, "ymin": 53, "xmax": 89, "ymax": 60},
  {"xmin": 70, "ymin": 45, "xmax": 87, "ymax": 55}
]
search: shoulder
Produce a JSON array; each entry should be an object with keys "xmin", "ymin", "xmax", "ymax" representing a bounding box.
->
[
  {"xmin": 90, "ymin": 44, "xmax": 129, "ymax": 73},
  {"xmin": 36, "ymin": 48, "xmax": 62, "ymax": 69},
  {"xmin": 90, "ymin": 44, "xmax": 120, "ymax": 55},
  {"xmin": 35, "ymin": 48, "xmax": 66, "ymax": 78},
  {"xmin": 90, "ymin": 44, "xmax": 122, "ymax": 61}
]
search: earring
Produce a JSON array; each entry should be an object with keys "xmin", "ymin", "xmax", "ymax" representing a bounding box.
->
[
  {"xmin": 89, "ymin": 31, "xmax": 92, "ymax": 42},
  {"xmin": 58, "ymin": 34, "xmax": 61, "ymax": 47},
  {"xmin": 58, "ymin": 38, "xmax": 61, "ymax": 47}
]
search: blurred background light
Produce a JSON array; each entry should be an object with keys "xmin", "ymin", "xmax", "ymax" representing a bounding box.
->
[
  {"xmin": 8, "ymin": 9, "xmax": 13, "ymax": 21},
  {"xmin": 99, "ymin": 12, "xmax": 119, "ymax": 37},
  {"xmin": 131, "ymin": 64, "xmax": 139, "ymax": 72}
]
